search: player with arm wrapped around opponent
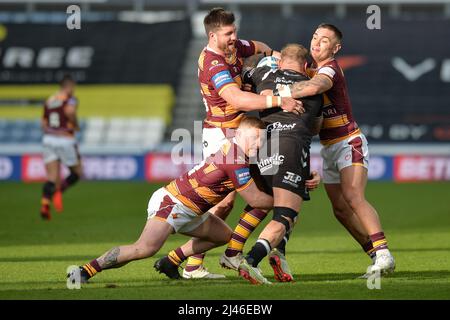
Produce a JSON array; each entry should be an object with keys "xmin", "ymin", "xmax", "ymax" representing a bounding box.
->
[
  {"xmin": 225, "ymin": 44, "xmax": 323, "ymax": 284},
  {"xmin": 67, "ymin": 117, "xmax": 275, "ymax": 283},
  {"xmin": 271, "ymin": 24, "xmax": 395, "ymax": 277}
]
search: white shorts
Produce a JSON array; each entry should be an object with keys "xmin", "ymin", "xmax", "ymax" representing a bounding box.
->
[
  {"xmin": 202, "ymin": 127, "xmax": 234, "ymax": 159},
  {"xmin": 146, "ymin": 188, "xmax": 210, "ymax": 233},
  {"xmin": 320, "ymin": 133, "xmax": 369, "ymax": 184},
  {"xmin": 42, "ymin": 134, "xmax": 80, "ymax": 167}
]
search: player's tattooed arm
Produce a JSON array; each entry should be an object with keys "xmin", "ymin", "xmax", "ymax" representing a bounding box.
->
[
  {"xmin": 276, "ymin": 74, "xmax": 333, "ymax": 98},
  {"xmin": 290, "ymin": 74, "xmax": 333, "ymax": 98},
  {"xmin": 291, "ymin": 74, "xmax": 333, "ymax": 97}
]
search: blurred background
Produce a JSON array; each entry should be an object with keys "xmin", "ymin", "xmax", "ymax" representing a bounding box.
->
[{"xmin": 0, "ymin": 0, "xmax": 449, "ymax": 183}]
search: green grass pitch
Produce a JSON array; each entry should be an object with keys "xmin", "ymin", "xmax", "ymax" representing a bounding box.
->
[{"xmin": 0, "ymin": 181, "xmax": 449, "ymax": 299}]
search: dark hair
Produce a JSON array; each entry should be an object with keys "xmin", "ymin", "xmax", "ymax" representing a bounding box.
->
[
  {"xmin": 59, "ymin": 73, "xmax": 75, "ymax": 87},
  {"xmin": 203, "ymin": 7, "xmax": 235, "ymax": 35},
  {"xmin": 317, "ymin": 23, "xmax": 343, "ymax": 42}
]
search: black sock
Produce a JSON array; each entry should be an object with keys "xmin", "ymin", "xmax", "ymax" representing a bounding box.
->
[
  {"xmin": 42, "ymin": 181, "xmax": 56, "ymax": 200},
  {"xmin": 61, "ymin": 172, "xmax": 79, "ymax": 192},
  {"xmin": 246, "ymin": 239, "xmax": 271, "ymax": 267},
  {"xmin": 276, "ymin": 231, "xmax": 291, "ymax": 255}
]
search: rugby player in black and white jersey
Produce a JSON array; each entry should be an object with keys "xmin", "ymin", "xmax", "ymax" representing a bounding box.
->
[{"xmin": 235, "ymin": 44, "xmax": 323, "ymax": 284}]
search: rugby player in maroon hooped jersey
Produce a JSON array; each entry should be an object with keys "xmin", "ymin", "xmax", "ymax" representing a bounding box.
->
[
  {"xmin": 40, "ymin": 74, "xmax": 82, "ymax": 220},
  {"xmin": 274, "ymin": 24, "xmax": 395, "ymax": 277},
  {"xmin": 178, "ymin": 7, "xmax": 303, "ymax": 279},
  {"xmin": 67, "ymin": 117, "xmax": 275, "ymax": 283}
]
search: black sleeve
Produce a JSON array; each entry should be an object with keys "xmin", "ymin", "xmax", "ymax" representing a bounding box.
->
[
  {"xmin": 244, "ymin": 66, "xmax": 271, "ymax": 86},
  {"xmin": 301, "ymin": 94, "xmax": 323, "ymax": 117}
]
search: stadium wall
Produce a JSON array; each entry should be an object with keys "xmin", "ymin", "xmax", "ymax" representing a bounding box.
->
[
  {"xmin": 0, "ymin": 20, "xmax": 192, "ymax": 86},
  {"xmin": 1, "ymin": 153, "xmax": 449, "ymax": 182},
  {"xmin": 238, "ymin": 15, "xmax": 450, "ymax": 144}
]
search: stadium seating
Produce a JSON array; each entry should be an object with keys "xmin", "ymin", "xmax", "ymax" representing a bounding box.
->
[{"xmin": 0, "ymin": 85, "xmax": 174, "ymax": 150}]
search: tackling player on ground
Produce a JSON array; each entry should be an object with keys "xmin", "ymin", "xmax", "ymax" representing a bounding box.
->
[{"xmin": 67, "ymin": 117, "xmax": 275, "ymax": 283}]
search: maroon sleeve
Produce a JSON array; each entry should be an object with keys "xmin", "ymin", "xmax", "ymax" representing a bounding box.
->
[
  {"xmin": 221, "ymin": 162, "xmax": 253, "ymax": 190},
  {"xmin": 236, "ymin": 39, "xmax": 257, "ymax": 58}
]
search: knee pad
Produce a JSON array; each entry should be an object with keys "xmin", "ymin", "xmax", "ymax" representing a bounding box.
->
[
  {"xmin": 43, "ymin": 181, "xmax": 56, "ymax": 197},
  {"xmin": 66, "ymin": 172, "xmax": 80, "ymax": 185},
  {"xmin": 272, "ymin": 207, "xmax": 298, "ymax": 233}
]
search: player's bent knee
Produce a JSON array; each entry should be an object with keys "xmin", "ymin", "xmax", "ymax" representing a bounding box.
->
[
  {"xmin": 212, "ymin": 202, "xmax": 234, "ymax": 220},
  {"xmin": 272, "ymin": 206, "xmax": 298, "ymax": 233},
  {"xmin": 132, "ymin": 242, "xmax": 160, "ymax": 259},
  {"xmin": 211, "ymin": 219, "xmax": 233, "ymax": 245},
  {"xmin": 67, "ymin": 172, "xmax": 80, "ymax": 185},
  {"xmin": 219, "ymin": 226, "xmax": 233, "ymax": 245}
]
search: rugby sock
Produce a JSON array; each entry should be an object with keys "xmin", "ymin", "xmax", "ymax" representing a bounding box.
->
[
  {"xmin": 60, "ymin": 172, "xmax": 80, "ymax": 192},
  {"xmin": 224, "ymin": 205, "xmax": 268, "ymax": 257},
  {"xmin": 82, "ymin": 259, "xmax": 102, "ymax": 278},
  {"xmin": 185, "ymin": 254, "xmax": 205, "ymax": 272},
  {"xmin": 362, "ymin": 240, "xmax": 377, "ymax": 259},
  {"xmin": 168, "ymin": 248, "xmax": 187, "ymax": 267},
  {"xmin": 370, "ymin": 232, "xmax": 389, "ymax": 252},
  {"xmin": 40, "ymin": 181, "xmax": 56, "ymax": 218},
  {"xmin": 275, "ymin": 231, "xmax": 291, "ymax": 256},
  {"xmin": 42, "ymin": 181, "xmax": 56, "ymax": 201},
  {"xmin": 245, "ymin": 239, "xmax": 271, "ymax": 267}
]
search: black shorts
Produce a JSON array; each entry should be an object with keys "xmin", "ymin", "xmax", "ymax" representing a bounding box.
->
[{"xmin": 253, "ymin": 133, "xmax": 311, "ymax": 201}]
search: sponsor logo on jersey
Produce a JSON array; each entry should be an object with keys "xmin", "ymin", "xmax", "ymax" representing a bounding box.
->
[
  {"xmin": 234, "ymin": 167, "xmax": 251, "ymax": 186},
  {"xmin": 267, "ymin": 122, "xmax": 297, "ymax": 132},
  {"xmin": 282, "ymin": 171, "xmax": 302, "ymax": 188},
  {"xmin": 212, "ymin": 70, "xmax": 234, "ymax": 89},
  {"xmin": 258, "ymin": 153, "xmax": 285, "ymax": 173}
]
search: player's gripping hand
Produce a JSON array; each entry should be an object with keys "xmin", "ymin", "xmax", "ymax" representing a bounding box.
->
[
  {"xmin": 242, "ymin": 83, "xmax": 253, "ymax": 92},
  {"xmin": 305, "ymin": 171, "xmax": 321, "ymax": 191},
  {"xmin": 280, "ymin": 97, "xmax": 305, "ymax": 115}
]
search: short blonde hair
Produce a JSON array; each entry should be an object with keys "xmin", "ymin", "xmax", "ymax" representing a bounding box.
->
[
  {"xmin": 238, "ymin": 116, "xmax": 266, "ymax": 130},
  {"xmin": 281, "ymin": 43, "xmax": 309, "ymax": 65}
]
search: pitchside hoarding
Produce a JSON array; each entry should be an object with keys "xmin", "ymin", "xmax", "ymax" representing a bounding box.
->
[
  {"xmin": 17, "ymin": 154, "xmax": 145, "ymax": 181},
  {"xmin": 1, "ymin": 154, "xmax": 449, "ymax": 182}
]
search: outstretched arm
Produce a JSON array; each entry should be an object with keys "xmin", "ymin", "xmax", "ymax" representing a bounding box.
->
[
  {"xmin": 275, "ymin": 74, "xmax": 333, "ymax": 98},
  {"xmin": 220, "ymin": 85, "xmax": 301, "ymax": 113}
]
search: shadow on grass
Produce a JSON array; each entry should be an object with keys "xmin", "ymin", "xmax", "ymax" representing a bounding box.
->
[
  {"xmin": 2, "ymin": 270, "xmax": 449, "ymax": 291},
  {"xmin": 295, "ymin": 270, "xmax": 450, "ymax": 282},
  {"xmin": 2, "ymin": 246, "xmax": 450, "ymax": 262}
]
